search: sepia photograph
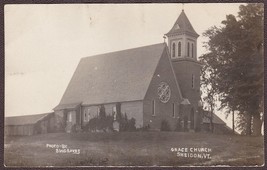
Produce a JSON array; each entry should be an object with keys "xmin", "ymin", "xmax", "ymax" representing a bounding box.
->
[{"xmin": 4, "ymin": 3, "xmax": 264, "ymax": 167}]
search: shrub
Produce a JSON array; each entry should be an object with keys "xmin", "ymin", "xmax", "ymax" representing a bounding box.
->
[
  {"xmin": 128, "ymin": 118, "xmax": 136, "ymax": 131},
  {"xmin": 160, "ymin": 120, "xmax": 171, "ymax": 131},
  {"xmin": 84, "ymin": 115, "xmax": 114, "ymax": 132},
  {"xmin": 137, "ymin": 124, "xmax": 150, "ymax": 132},
  {"xmin": 119, "ymin": 113, "xmax": 127, "ymax": 131},
  {"xmin": 175, "ymin": 118, "xmax": 183, "ymax": 132},
  {"xmin": 116, "ymin": 102, "xmax": 122, "ymax": 120},
  {"xmin": 101, "ymin": 115, "xmax": 114, "ymax": 131},
  {"xmin": 99, "ymin": 105, "xmax": 106, "ymax": 119},
  {"xmin": 84, "ymin": 117, "xmax": 98, "ymax": 132},
  {"xmin": 71, "ymin": 124, "xmax": 77, "ymax": 133},
  {"xmin": 183, "ymin": 116, "xmax": 189, "ymax": 132},
  {"xmin": 119, "ymin": 113, "xmax": 136, "ymax": 132},
  {"xmin": 83, "ymin": 103, "xmax": 136, "ymax": 132}
]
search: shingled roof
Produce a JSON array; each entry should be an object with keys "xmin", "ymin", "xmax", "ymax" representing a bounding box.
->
[
  {"xmin": 55, "ymin": 43, "xmax": 170, "ymax": 109},
  {"xmin": 5, "ymin": 113, "xmax": 52, "ymax": 126},
  {"xmin": 166, "ymin": 10, "xmax": 199, "ymax": 37}
]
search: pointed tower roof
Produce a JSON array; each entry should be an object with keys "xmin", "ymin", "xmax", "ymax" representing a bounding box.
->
[{"xmin": 166, "ymin": 10, "xmax": 199, "ymax": 37}]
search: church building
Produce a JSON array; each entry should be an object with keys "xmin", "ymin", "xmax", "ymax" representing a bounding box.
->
[{"xmin": 53, "ymin": 10, "xmax": 202, "ymax": 132}]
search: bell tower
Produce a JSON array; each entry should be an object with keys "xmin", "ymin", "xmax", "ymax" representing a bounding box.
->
[
  {"xmin": 166, "ymin": 9, "xmax": 199, "ymax": 59},
  {"xmin": 165, "ymin": 9, "xmax": 202, "ymax": 131}
]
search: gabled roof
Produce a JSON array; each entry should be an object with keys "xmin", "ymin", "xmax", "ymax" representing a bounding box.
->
[
  {"xmin": 55, "ymin": 43, "xmax": 168, "ymax": 108},
  {"xmin": 54, "ymin": 102, "xmax": 81, "ymax": 111},
  {"xmin": 5, "ymin": 113, "xmax": 52, "ymax": 126},
  {"xmin": 166, "ymin": 10, "xmax": 199, "ymax": 37}
]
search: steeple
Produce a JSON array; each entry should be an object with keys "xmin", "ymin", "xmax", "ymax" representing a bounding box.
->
[
  {"xmin": 166, "ymin": 10, "xmax": 199, "ymax": 38},
  {"xmin": 165, "ymin": 10, "xmax": 199, "ymax": 60}
]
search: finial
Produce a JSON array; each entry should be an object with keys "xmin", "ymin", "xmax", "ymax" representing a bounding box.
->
[
  {"xmin": 182, "ymin": 3, "xmax": 184, "ymax": 11},
  {"xmin": 163, "ymin": 35, "xmax": 166, "ymax": 43}
]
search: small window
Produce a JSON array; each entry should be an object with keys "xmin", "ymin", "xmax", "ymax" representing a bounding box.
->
[
  {"xmin": 84, "ymin": 109, "xmax": 89, "ymax": 121},
  {"xmin": 87, "ymin": 109, "xmax": 91, "ymax": 121},
  {"xmin": 97, "ymin": 107, "xmax": 100, "ymax": 117},
  {"xmin": 191, "ymin": 43, "xmax": 194, "ymax": 58},
  {"xmin": 68, "ymin": 112, "xmax": 72, "ymax": 122},
  {"xmin": 172, "ymin": 43, "xmax": 176, "ymax": 58},
  {"xmin": 152, "ymin": 100, "xmax": 156, "ymax": 116},
  {"xmin": 172, "ymin": 103, "xmax": 175, "ymax": 118},
  {"xmin": 178, "ymin": 42, "xmax": 181, "ymax": 57},
  {"xmin": 187, "ymin": 42, "xmax": 190, "ymax": 57},
  {"xmin": 192, "ymin": 74, "xmax": 195, "ymax": 88},
  {"xmin": 113, "ymin": 106, "xmax": 117, "ymax": 120},
  {"xmin": 84, "ymin": 110, "xmax": 87, "ymax": 120}
]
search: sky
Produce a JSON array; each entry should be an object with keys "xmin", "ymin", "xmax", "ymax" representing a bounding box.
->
[{"xmin": 5, "ymin": 3, "xmax": 245, "ymax": 129}]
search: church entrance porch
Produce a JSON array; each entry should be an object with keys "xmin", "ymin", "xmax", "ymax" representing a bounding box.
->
[{"xmin": 53, "ymin": 103, "xmax": 82, "ymax": 133}]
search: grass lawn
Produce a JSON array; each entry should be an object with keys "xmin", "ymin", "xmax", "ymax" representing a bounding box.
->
[{"xmin": 4, "ymin": 132, "xmax": 264, "ymax": 167}]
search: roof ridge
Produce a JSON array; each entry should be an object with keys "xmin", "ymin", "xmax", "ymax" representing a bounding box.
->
[
  {"xmin": 81, "ymin": 43, "xmax": 165, "ymax": 60},
  {"xmin": 5, "ymin": 112, "xmax": 52, "ymax": 118}
]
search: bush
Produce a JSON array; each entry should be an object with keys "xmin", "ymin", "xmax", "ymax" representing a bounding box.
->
[
  {"xmin": 83, "ymin": 105, "xmax": 114, "ymax": 132},
  {"xmin": 84, "ymin": 115, "xmax": 114, "ymax": 132},
  {"xmin": 175, "ymin": 118, "xmax": 183, "ymax": 132},
  {"xmin": 160, "ymin": 120, "xmax": 171, "ymax": 131},
  {"xmin": 71, "ymin": 124, "xmax": 77, "ymax": 133},
  {"xmin": 102, "ymin": 115, "xmax": 114, "ymax": 131},
  {"xmin": 99, "ymin": 105, "xmax": 106, "ymax": 119},
  {"xmin": 83, "ymin": 103, "xmax": 136, "ymax": 132},
  {"xmin": 137, "ymin": 124, "xmax": 150, "ymax": 132},
  {"xmin": 128, "ymin": 118, "xmax": 136, "ymax": 131},
  {"xmin": 183, "ymin": 116, "xmax": 189, "ymax": 132},
  {"xmin": 119, "ymin": 113, "xmax": 136, "ymax": 132}
]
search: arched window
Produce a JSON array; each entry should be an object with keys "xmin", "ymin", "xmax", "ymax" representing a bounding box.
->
[
  {"xmin": 172, "ymin": 103, "xmax": 175, "ymax": 118},
  {"xmin": 172, "ymin": 43, "xmax": 176, "ymax": 58},
  {"xmin": 191, "ymin": 43, "xmax": 194, "ymax": 58},
  {"xmin": 178, "ymin": 42, "xmax": 181, "ymax": 57},
  {"xmin": 192, "ymin": 74, "xmax": 195, "ymax": 88},
  {"xmin": 152, "ymin": 100, "xmax": 156, "ymax": 116},
  {"xmin": 187, "ymin": 42, "xmax": 190, "ymax": 57}
]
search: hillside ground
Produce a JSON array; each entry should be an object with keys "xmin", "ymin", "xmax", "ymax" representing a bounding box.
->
[{"xmin": 4, "ymin": 132, "xmax": 264, "ymax": 167}]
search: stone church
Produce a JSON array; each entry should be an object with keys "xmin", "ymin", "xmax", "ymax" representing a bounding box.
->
[{"xmin": 54, "ymin": 10, "xmax": 202, "ymax": 132}]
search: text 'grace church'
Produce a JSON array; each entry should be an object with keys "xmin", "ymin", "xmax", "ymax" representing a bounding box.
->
[{"xmin": 53, "ymin": 9, "xmax": 203, "ymax": 132}]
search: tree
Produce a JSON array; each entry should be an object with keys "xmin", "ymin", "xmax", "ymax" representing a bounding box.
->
[
  {"xmin": 99, "ymin": 105, "xmax": 106, "ymax": 119},
  {"xmin": 200, "ymin": 3, "xmax": 263, "ymax": 136},
  {"xmin": 200, "ymin": 60, "xmax": 217, "ymax": 133},
  {"xmin": 116, "ymin": 102, "xmax": 122, "ymax": 121}
]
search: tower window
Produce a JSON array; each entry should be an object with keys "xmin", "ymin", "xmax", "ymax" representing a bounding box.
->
[
  {"xmin": 187, "ymin": 42, "xmax": 190, "ymax": 57},
  {"xmin": 178, "ymin": 42, "xmax": 181, "ymax": 57},
  {"xmin": 191, "ymin": 43, "xmax": 194, "ymax": 58},
  {"xmin": 152, "ymin": 100, "xmax": 156, "ymax": 116},
  {"xmin": 192, "ymin": 74, "xmax": 195, "ymax": 88},
  {"xmin": 172, "ymin": 43, "xmax": 176, "ymax": 58}
]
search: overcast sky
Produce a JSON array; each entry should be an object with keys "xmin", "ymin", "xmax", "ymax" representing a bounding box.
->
[{"xmin": 5, "ymin": 3, "xmax": 244, "ymax": 128}]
